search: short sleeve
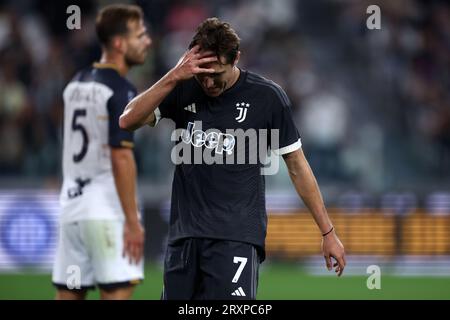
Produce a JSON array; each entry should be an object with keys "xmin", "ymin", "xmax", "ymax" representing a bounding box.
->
[
  {"xmin": 269, "ymin": 86, "xmax": 302, "ymax": 155},
  {"xmin": 151, "ymin": 84, "xmax": 181, "ymax": 126},
  {"xmin": 108, "ymin": 86, "xmax": 136, "ymax": 148}
]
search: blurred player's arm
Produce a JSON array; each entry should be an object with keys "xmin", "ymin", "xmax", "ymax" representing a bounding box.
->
[
  {"xmin": 283, "ymin": 148, "xmax": 346, "ymax": 276},
  {"xmin": 111, "ymin": 147, "xmax": 144, "ymax": 264},
  {"xmin": 109, "ymin": 84, "xmax": 144, "ymax": 265},
  {"xmin": 119, "ymin": 45, "xmax": 216, "ymax": 131}
]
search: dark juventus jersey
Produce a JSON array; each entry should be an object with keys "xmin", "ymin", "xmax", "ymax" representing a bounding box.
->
[{"xmin": 154, "ymin": 69, "xmax": 301, "ymax": 259}]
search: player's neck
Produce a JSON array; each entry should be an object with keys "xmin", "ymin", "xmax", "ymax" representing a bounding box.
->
[
  {"xmin": 226, "ymin": 66, "xmax": 241, "ymax": 91},
  {"xmin": 98, "ymin": 53, "xmax": 129, "ymax": 76}
]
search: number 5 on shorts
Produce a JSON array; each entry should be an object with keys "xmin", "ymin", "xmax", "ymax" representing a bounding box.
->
[{"xmin": 232, "ymin": 257, "xmax": 247, "ymax": 283}]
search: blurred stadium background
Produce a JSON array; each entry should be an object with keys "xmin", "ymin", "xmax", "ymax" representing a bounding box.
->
[{"xmin": 0, "ymin": 0, "xmax": 449, "ymax": 299}]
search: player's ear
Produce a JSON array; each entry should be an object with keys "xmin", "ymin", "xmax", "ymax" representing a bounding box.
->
[
  {"xmin": 233, "ymin": 51, "xmax": 241, "ymax": 67},
  {"xmin": 111, "ymin": 36, "xmax": 127, "ymax": 54}
]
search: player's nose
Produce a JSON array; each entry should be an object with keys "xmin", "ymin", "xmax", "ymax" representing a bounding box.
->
[
  {"xmin": 204, "ymin": 77, "xmax": 214, "ymax": 89},
  {"xmin": 144, "ymin": 35, "xmax": 152, "ymax": 48}
]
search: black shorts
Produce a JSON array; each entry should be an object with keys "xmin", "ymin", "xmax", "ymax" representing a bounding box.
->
[{"xmin": 162, "ymin": 238, "xmax": 261, "ymax": 300}]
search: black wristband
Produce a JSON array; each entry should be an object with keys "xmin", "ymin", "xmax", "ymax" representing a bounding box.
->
[{"xmin": 322, "ymin": 226, "xmax": 334, "ymax": 237}]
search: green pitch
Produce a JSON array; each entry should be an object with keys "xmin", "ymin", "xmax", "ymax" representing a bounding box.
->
[{"xmin": 0, "ymin": 263, "xmax": 449, "ymax": 300}]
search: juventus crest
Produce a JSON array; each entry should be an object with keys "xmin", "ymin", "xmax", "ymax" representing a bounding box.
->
[{"xmin": 235, "ymin": 102, "xmax": 250, "ymax": 123}]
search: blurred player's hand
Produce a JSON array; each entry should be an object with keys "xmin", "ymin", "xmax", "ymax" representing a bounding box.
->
[
  {"xmin": 321, "ymin": 231, "xmax": 346, "ymax": 276},
  {"xmin": 123, "ymin": 220, "xmax": 145, "ymax": 264},
  {"xmin": 169, "ymin": 45, "xmax": 217, "ymax": 82}
]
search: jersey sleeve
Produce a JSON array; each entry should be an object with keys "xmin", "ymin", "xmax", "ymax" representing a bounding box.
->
[
  {"xmin": 151, "ymin": 84, "xmax": 181, "ymax": 126},
  {"xmin": 107, "ymin": 86, "xmax": 136, "ymax": 148},
  {"xmin": 269, "ymin": 85, "xmax": 302, "ymax": 155}
]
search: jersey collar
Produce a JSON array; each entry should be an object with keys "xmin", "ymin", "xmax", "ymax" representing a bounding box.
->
[{"xmin": 93, "ymin": 62, "xmax": 121, "ymax": 74}]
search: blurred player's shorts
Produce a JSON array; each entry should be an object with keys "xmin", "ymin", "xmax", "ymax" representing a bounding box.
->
[{"xmin": 52, "ymin": 219, "xmax": 143, "ymax": 290}]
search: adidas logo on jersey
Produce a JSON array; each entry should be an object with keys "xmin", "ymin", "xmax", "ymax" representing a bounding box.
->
[
  {"xmin": 184, "ymin": 103, "xmax": 196, "ymax": 113},
  {"xmin": 231, "ymin": 287, "xmax": 246, "ymax": 297}
]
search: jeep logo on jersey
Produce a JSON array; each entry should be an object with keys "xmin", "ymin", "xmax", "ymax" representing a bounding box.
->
[
  {"xmin": 170, "ymin": 121, "xmax": 281, "ymax": 175},
  {"xmin": 235, "ymin": 102, "xmax": 250, "ymax": 123},
  {"xmin": 182, "ymin": 121, "xmax": 235, "ymax": 155}
]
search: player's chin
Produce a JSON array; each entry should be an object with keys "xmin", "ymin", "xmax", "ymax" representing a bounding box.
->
[
  {"xmin": 204, "ymin": 88, "xmax": 222, "ymax": 97},
  {"xmin": 135, "ymin": 56, "xmax": 147, "ymax": 65},
  {"xmin": 126, "ymin": 56, "xmax": 146, "ymax": 66}
]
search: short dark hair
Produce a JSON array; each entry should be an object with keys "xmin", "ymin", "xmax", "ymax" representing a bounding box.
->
[
  {"xmin": 96, "ymin": 4, "xmax": 143, "ymax": 47},
  {"xmin": 189, "ymin": 17, "xmax": 240, "ymax": 64}
]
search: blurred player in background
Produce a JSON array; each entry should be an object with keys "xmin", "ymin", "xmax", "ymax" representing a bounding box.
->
[
  {"xmin": 52, "ymin": 4, "xmax": 151, "ymax": 300},
  {"xmin": 120, "ymin": 17, "xmax": 345, "ymax": 299}
]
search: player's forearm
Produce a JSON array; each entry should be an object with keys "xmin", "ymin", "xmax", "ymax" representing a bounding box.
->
[
  {"xmin": 283, "ymin": 149, "xmax": 333, "ymax": 234},
  {"xmin": 111, "ymin": 148, "xmax": 139, "ymax": 224},
  {"xmin": 119, "ymin": 71, "xmax": 178, "ymax": 131}
]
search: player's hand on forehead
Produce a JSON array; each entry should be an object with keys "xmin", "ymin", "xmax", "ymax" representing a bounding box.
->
[
  {"xmin": 189, "ymin": 44, "xmax": 217, "ymax": 66},
  {"xmin": 191, "ymin": 45, "xmax": 215, "ymax": 58},
  {"xmin": 171, "ymin": 44, "xmax": 217, "ymax": 81}
]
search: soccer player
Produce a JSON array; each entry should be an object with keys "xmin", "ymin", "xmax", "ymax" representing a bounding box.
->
[
  {"xmin": 120, "ymin": 17, "xmax": 345, "ymax": 300},
  {"xmin": 52, "ymin": 5, "xmax": 151, "ymax": 300}
]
